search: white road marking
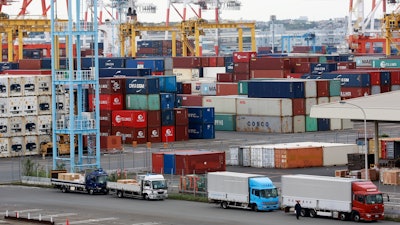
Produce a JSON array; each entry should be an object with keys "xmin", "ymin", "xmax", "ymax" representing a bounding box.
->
[
  {"xmin": 64, "ymin": 217, "xmax": 118, "ymax": 224},
  {"xmin": 34, "ymin": 212, "xmax": 78, "ymax": 219}
]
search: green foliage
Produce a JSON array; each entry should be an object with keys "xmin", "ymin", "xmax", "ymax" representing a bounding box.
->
[{"xmin": 22, "ymin": 158, "xmax": 48, "ymax": 177}]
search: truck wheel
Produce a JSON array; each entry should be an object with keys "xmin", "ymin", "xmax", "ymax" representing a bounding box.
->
[
  {"xmin": 117, "ymin": 191, "xmax": 123, "ymax": 198},
  {"xmin": 309, "ymin": 209, "xmax": 317, "ymax": 218},
  {"xmin": 300, "ymin": 209, "xmax": 309, "ymax": 217},
  {"xmin": 221, "ymin": 202, "xmax": 228, "ymax": 209},
  {"xmin": 340, "ymin": 213, "xmax": 348, "ymax": 221},
  {"xmin": 352, "ymin": 212, "xmax": 360, "ymax": 222},
  {"xmin": 252, "ymin": 204, "xmax": 259, "ymax": 212},
  {"xmin": 61, "ymin": 186, "xmax": 68, "ymax": 193},
  {"xmin": 88, "ymin": 189, "xmax": 94, "ymax": 195},
  {"xmin": 143, "ymin": 194, "xmax": 149, "ymax": 200}
]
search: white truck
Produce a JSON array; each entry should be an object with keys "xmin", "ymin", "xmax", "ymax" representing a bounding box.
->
[
  {"xmin": 107, "ymin": 174, "xmax": 168, "ymax": 200},
  {"xmin": 281, "ymin": 174, "xmax": 384, "ymax": 222},
  {"xmin": 207, "ymin": 171, "xmax": 280, "ymax": 211}
]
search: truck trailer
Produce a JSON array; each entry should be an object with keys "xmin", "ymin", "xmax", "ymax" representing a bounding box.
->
[
  {"xmin": 51, "ymin": 168, "xmax": 108, "ymax": 195},
  {"xmin": 107, "ymin": 174, "xmax": 168, "ymax": 200},
  {"xmin": 207, "ymin": 171, "xmax": 279, "ymax": 211},
  {"xmin": 281, "ymin": 174, "xmax": 384, "ymax": 222}
]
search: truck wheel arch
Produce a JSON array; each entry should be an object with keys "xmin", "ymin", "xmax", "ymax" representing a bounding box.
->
[
  {"xmin": 221, "ymin": 201, "xmax": 228, "ymax": 209},
  {"xmin": 300, "ymin": 208, "xmax": 309, "ymax": 217},
  {"xmin": 351, "ymin": 211, "xmax": 361, "ymax": 222},
  {"xmin": 309, "ymin": 209, "xmax": 317, "ymax": 218},
  {"xmin": 117, "ymin": 191, "xmax": 123, "ymax": 198}
]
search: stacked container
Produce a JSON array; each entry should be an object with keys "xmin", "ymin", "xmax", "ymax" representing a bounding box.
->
[{"xmin": 186, "ymin": 106, "xmax": 215, "ymax": 139}]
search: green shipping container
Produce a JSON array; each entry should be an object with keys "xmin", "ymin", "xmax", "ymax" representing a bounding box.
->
[
  {"xmin": 305, "ymin": 115, "xmax": 318, "ymax": 132},
  {"xmin": 214, "ymin": 114, "xmax": 236, "ymax": 131},
  {"xmin": 126, "ymin": 94, "xmax": 160, "ymax": 110},
  {"xmin": 318, "ymin": 56, "xmax": 327, "ymax": 63},
  {"xmin": 237, "ymin": 81, "xmax": 249, "ymax": 95},
  {"xmin": 329, "ymin": 79, "xmax": 341, "ymax": 97}
]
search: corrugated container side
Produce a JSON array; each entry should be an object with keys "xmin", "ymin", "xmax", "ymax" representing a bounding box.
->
[
  {"xmin": 293, "ymin": 115, "xmax": 305, "ymax": 133},
  {"xmin": 147, "ymin": 126, "xmax": 162, "ymax": 143},
  {"xmin": 214, "ymin": 113, "xmax": 236, "ymax": 131},
  {"xmin": 202, "ymin": 95, "xmax": 238, "ymax": 114},
  {"xmin": 247, "ymin": 81, "xmax": 305, "ymax": 98},
  {"xmin": 274, "ymin": 147, "xmax": 323, "ymax": 168},
  {"xmin": 216, "ymin": 82, "xmax": 238, "ymax": 96},
  {"xmin": 236, "ymin": 98, "xmax": 293, "ymax": 116},
  {"xmin": 152, "ymin": 152, "xmax": 164, "ymax": 174},
  {"xmin": 175, "ymin": 151, "xmax": 225, "ymax": 175},
  {"xmin": 322, "ymin": 143, "xmax": 359, "ymax": 166},
  {"xmin": 236, "ymin": 115, "xmax": 293, "ymax": 133}
]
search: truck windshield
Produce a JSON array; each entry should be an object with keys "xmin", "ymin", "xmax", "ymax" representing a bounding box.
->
[
  {"xmin": 96, "ymin": 175, "xmax": 107, "ymax": 184},
  {"xmin": 152, "ymin": 180, "xmax": 167, "ymax": 189},
  {"xmin": 366, "ymin": 194, "xmax": 383, "ymax": 204},
  {"xmin": 260, "ymin": 188, "xmax": 278, "ymax": 198}
]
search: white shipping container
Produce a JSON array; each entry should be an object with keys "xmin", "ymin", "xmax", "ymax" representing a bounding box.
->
[
  {"xmin": 22, "ymin": 75, "xmax": 38, "ymax": 96},
  {"xmin": 36, "ymin": 75, "xmax": 52, "ymax": 95},
  {"xmin": 371, "ymin": 85, "xmax": 381, "ymax": 95},
  {"xmin": 236, "ymin": 115, "xmax": 293, "ymax": 133},
  {"xmin": 10, "ymin": 136, "xmax": 24, "ymax": 155},
  {"xmin": 9, "ymin": 117, "xmax": 25, "ymax": 136},
  {"xmin": 37, "ymin": 115, "xmax": 52, "ymax": 135},
  {"xmin": 24, "ymin": 115, "xmax": 38, "ymax": 135},
  {"xmin": 0, "ymin": 118, "xmax": 10, "ymax": 138},
  {"xmin": 303, "ymin": 79, "xmax": 317, "ymax": 98},
  {"xmin": 0, "ymin": 138, "xmax": 10, "ymax": 157},
  {"xmin": 8, "ymin": 76, "xmax": 23, "ymax": 97},
  {"xmin": 0, "ymin": 98, "xmax": 9, "ymax": 117},
  {"xmin": 202, "ymin": 95, "xmax": 242, "ymax": 114},
  {"xmin": 23, "ymin": 96, "xmax": 38, "ymax": 116},
  {"xmin": 200, "ymin": 82, "xmax": 216, "ymax": 96},
  {"xmin": 354, "ymin": 55, "xmax": 382, "ymax": 67},
  {"xmin": 342, "ymin": 119, "xmax": 354, "ymax": 129},
  {"xmin": 250, "ymin": 145, "xmax": 275, "ymax": 168},
  {"xmin": 330, "ymin": 118, "xmax": 342, "ymax": 130},
  {"xmin": 250, "ymin": 146, "xmax": 263, "ymax": 168},
  {"xmin": 0, "ymin": 76, "xmax": 9, "ymax": 98},
  {"xmin": 239, "ymin": 146, "xmax": 251, "ymax": 167},
  {"xmin": 202, "ymin": 67, "xmax": 225, "ymax": 79},
  {"xmin": 322, "ymin": 143, "xmax": 359, "ymax": 166},
  {"xmin": 391, "ymin": 85, "xmax": 400, "ymax": 91},
  {"xmin": 305, "ymin": 97, "xmax": 317, "ymax": 115},
  {"xmin": 227, "ymin": 146, "xmax": 239, "ymax": 166},
  {"xmin": 9, "ymin": 97, "xmax": 23, "ymax": 116},
  {"xmin": 236, "ymin": 98, "xmax": 293, "ymax": 116},
  {"xmin": 24, "ymin": 135, "xmax": 39, "ymax": 155},
  {"xmin": 188, "ymin": 81, "xmax": 201, "ymax": 94},
  {"xmin": 317, "ymin": 97, "xmax": 329, "ymax": 105},
  {"xmin": 173, "ymin": 68, "xmax": 200, "ymax": 82},
  {"xmin": 293, "ymin": 115, "xmax": 305, "ymax": 133},
  {"xmin": 329, "ymin": 96, "xmax": 341, "ymax": 103},
  {"xmin": 37, "ymin": 95, "xmax": 52, "ymax": 115}
]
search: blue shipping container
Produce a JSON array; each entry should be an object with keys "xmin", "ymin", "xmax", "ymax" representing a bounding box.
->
[
  {"xmin": 99, "ymin": 68, "xmax": 151, "ymax": 77},
  {"xmin": 158, "ymin": 75, "xmax": 177, "ymax": 92},
  {"xmin": 310, "ymin": 62, "xmax": 338, "ymax": 74},
  {"xmin": 247, "ymin": 80, "xmax": 305, "ymax": 98},
  {"xmin": 163, "ymin": 153, "xmax": 176, "ymax": 175},
  {"xmin": 186, "ymin": 107, "xmax": 215, "ymax": 124},
  {"xmin": 160, "ymin": 93, "xmax": 176, "ymax": 110},
  {"xmin": 380, "ymin": 71, "xmax": 391, "ymax": 85},
  {"xmin": 0, "ymin": 62, "xmax": 19, "ymax": 71},
  {"xmin": 317, "ymin": 118, "xmax": 330, "ymax": 131},
  {"xmin": 126, "ymin": 58, "xmax": 165, "ymax": 72},
  {"xmin": 125, "ymin": 77, "xmax": 160, "ymax": 94},
  {"xmin": 321, "ymin": 73, "xmax": 370, "ymax": 87},
  {"xmin": 161, "ymin": 109, "xmax": 175, "ymax": 126},
  {"xmin": 188, "ymin": 123, "xmax": 215, "ymax": 139},
  {"xmin": 81, "ymin": 57, "xmax": 125, "ymax": 69}
]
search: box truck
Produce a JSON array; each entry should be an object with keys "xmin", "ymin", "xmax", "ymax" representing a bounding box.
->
[
  {"xmin": 281, "ymin": 174, "xmax": 384, "ymax": 222},
  {"xmin": 207, "ymin": 171, "xmax": 279, "ymax": 211},
  {"xmin": 107, "ymin": 174, "xmax": 168, "ymax": 200}
]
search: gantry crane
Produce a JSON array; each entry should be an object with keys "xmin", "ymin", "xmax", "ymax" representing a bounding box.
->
[
  {"xmin": 382, "ymin": 0, "xmax": 400, "ymax": 55},
  {"xmin": 119, "ymin": 18, "xmax": 256, "ymax": 57}
]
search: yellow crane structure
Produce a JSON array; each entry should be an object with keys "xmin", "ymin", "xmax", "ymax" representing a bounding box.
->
[
  {"xmin": 0, "ymin": 15, "xmax": 67, "ymax": 62},
  {"xmin": 119, "ymin": 18, "xmax": 256, "ymax": 57}
]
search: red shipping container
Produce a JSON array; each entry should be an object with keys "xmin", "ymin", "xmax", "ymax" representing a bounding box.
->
[
  {"xmin": 112, "ymin": 110, "xmax": 147, "ymax": 127},
  {"xmin": 152, "ymin": 152, "xmax": 164, "ymax": 173},
  {"xmin": 337, "ymin": 62, "xmax": 356, "ymax": 70},
  {"xmin": 216, "ymin": 56, "xmax": 225, "ymax": 67},
  {"xmin": 152, "ymin": 71, "xmax": 164, "ymax": 75},
  {"xmin": 100, "ymin": 125, "xmax": 112, "ymax": 136},
  {"xmin": 174, "ymin": 151, "xmax": 226, "ymax": 175},
  {"xmin": 292, "ymin": 62, "xmax": 311, "ymax": 73},
  {"xmin": 233, "ymin": 51, "xmax": 256, "ymax": 63},
  {"xmin": 250, "ymin": 57, "xmax": 291, "ymax": 70},
  {"xmin": 217, "ymin": 73, "xmax": 234, "ymax": 82},
  {"xmin": 18, "ymin": 59, "xmax": 42, "ymax": 70},
  {"xmin": 286, "ymin": 73, "xmax": 304, "ymax": 79},
  {"xmin": 89, "ymin": 93, "xmax": 124, "ymax": 111},
  {"xmin": 174, "ymin": 108, "xmax": 188, "ymax": 125},
  {"xmin": 173, "ymin": 57, "xmax": 202, "ymax": 68},
  {"xmin": 177, "ymin": 94, "xmax": 203, "ymax": 106},
  {"xmin": 233, "ymin": 73, "xmax": 249, "ymax": 82},
  {"xmin": 391, "ymin": 71, "xmax": 400, "ymax": 85},
  {"xmin": 175, "ymin": 124, "xmax": 189, "ymax": 141},
  {"xmin": 97, "ymin": 77, "xmax": 126, "ymax": 94},
  {"xmin": 100, "ymin": 136, "xmax": 122, "ymax": 152},
  {"xmin": 201, "ymin": 57, "xmax": 210, "ymax": 67},
  {"xmin": 147, "ymin": 110, "xmax": 161, "ymax": 127},
  {"xmin": 250, "ymin": 70, "xmax": 285, "ymax": 79},
  {"xmin": 1, "ymin": 70, "xmax": 51, "ymax": 75},
  {"xmin": 316, "ymin": 80, "xmax": 330, "ymax": 97},
  {"xmin": 162, "ymin": 125, "xmax": 175, "ymax": 142},
  {"xmin": 381, "ymin": 85, "xmax": 391, "ymax": 93},
  {"xmin": 369, "ymin": 71, "xmax": 381, "ymax": 85},
  {"xmin": 181, "ymin": 82, "xmax": 192, "ymax": 94},
  {"xmin": 341, "ymin": 87, "xmax": 371, "ymax": 99},
  {"xmin": 100, "ymin": 110, "xmax": 112, "ymax": 127},
  {"xmin": 112, "ymin": 126, "xmax": 147, "ymax": 144},
  {"xmin": 292, "ymin": 98, "xmax": 305, "ymax": 116},
  {"xmin": 216, "ymin": 82, "xmax": 238, "ymax": 96},
  {"xmin": 233, "ymin": 62, "xmax": 250, "ymax": 74},
  {"xmin": 147, "ymin": 126, "xmax": 162, "ymax": 143},
  {"xmin": 208, "ymin": 57, "xmax": 217, "ymax": 67}
]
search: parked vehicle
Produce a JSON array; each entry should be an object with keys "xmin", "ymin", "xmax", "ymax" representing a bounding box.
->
[
  {"xmin": 107, "ymin": 174, "xmax": 168, "ymax": 200},
  {"xmin": 51, "ymin": 168, "xmax": 108, "ymax": 195},
  {"xmin": 207, "ymin": 171, "xmax": 279, "ymax": 211},
  {"xmin": 281, "ymin": 174, "xmax": 385, "ymax": 222}
]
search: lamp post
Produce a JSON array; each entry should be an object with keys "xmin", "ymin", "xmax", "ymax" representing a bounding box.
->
[{"xmin": 340, "ymin": 101, "xmax": 368, "ymax": 180}]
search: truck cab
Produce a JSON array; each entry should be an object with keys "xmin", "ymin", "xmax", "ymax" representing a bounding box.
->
[
  {"xmin": 138, "ymin": 174, "xmax": 168, "ymax": 200},
  {"xmin": 85, "ymin": 169, "xmax": 109, "ymax": 195},
  {"xmin": 351, "ymin": 181, "xmax": 384, "ymax": 221},
  {"xmin": 249, "ymin": 177, "xmax": 279, "ymax": 211}
]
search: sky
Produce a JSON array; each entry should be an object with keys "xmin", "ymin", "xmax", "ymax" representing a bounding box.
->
[{"xmin": 1, "ymin": 0, "xmax": 394, "ymax": 22}]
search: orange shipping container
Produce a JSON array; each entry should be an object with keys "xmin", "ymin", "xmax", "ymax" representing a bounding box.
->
[
  {"xmin": 274, "ymin": 146, "xmax": 323, "ymax": 168},
  {"xmin": 100, "ymin": 135, "xmax": 122, "ymax": 152},
  {"xmin": 216, "ymin": 82, "xmax": 238, "ymax": 96}
]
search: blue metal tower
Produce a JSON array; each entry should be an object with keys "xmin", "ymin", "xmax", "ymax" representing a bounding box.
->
[{"xmin": 50, "ymin": 0, "xmax": 100, "ymax": 172}]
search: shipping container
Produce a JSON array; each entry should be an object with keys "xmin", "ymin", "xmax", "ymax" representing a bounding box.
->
[
  {"xmin": 175, "ymin": 124, "xmax": 189, "ymax": 141},
  {"xmin": 147, "ymin": 126, "xmax": 162, "ymax": 143},
  {"xmin": 186, "ymin": 106, "xmax": 214, "ymax": 124},
  {"xmin": 152, "ymin": 152, "xmax": 164, "ymax": 173},
  {"xmin": 233, "ymin": 51, "xmax": 256, "ymax": 63},
  {"xmin": 160, "ymin": 93, "xmax": 176, "ymax": 109},
  {"xmin": 111, "ymin": 110, "xmax": 147, "ymax": 128},
  {"xmin": 274, "ymin": 146, "xmax": 323, "ymax": 168},
  {"xmin": 112, "ymin": 126, "xmax": 147, "ymax": 144},
  {"xmin": 293, "ymin": 115, "xmax": 305, "ymax": 133},
  {"xmin": 177, "ymin": 94, "xmax": 203, "ymax": 106},
  {"xmin": 161, "ymin": 109, "xmax": 175, "ymax": 126},
  {"xmin": 97, "ymin": 77, "xmax": 126, "ymax": 94},
  {"xmin": 202, "ymin": 95, "xmax": 240, "ymax": 114},
  {"xmin": 236, "ymin": 115, "xmax": 293, "ymax": 133},
  {"xmin": 158, "ymin": 75, "xmax": 177, "ymax": 93},
  {"xmin": 162, "ymin": 125, "xmax": 175, "ymax": 142},
  {"xmin": 173, "ymin": 68, "xmax": 200, "ymax": 82},
  {"xmin": 175, "ymin": 151, "xmax": 225, "ymax": 175},
  {"xmin": 147, "ymin": 110, "xmax": 161, "ymax": 127},
  {"xmin": 174, "ymin": 108, "xmax": 188, "ymax": 125},
  {"xmin": 99, "ymin": 68, "xmax": 151, "ymax": 77},
  {"xmin": 214, "ymin": 114, "xmax": 236, "ymax": 131},
  {"xmin": 236, "ymin": 97, "xmax": 293, "ymax": 116},
  {"xmin": 216, "ymin": 82, "xmax": 238, "ymax": 96},
  {"xmin": 88, "ymin": 93, "xmax": 124, "ymax": 111},
  {"xmin": 126, "ymin": 94, "xmax": 160, "ymax": 111},
  {"xmin": 247, "ymin": 80, "xmax": 305, "ymax": 98},
  {"xmin": 203, "ymin": 67, "xmax": 226, "ymax": 79},
  {"xmin": 126, "ymin": 58, "xmax": 165, "ymax": 72},
  {"xmin": 188, "ymin": 123, "xmax": 215, "ymax": 139},
  {"xmin": 125, "ymin": 77, "xmax": 160, "ymax": 95}
]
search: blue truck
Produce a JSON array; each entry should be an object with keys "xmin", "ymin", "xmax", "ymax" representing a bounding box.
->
[
  {"xmin": 51, "ymin": 168, "xmax": 108, "ymax": 195},
  {"xmin": 207, "ymin": 171, "xmax": 279, "ymax": 211}
]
